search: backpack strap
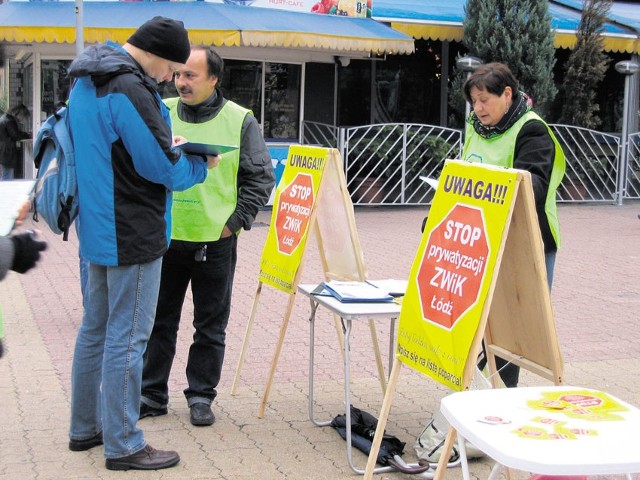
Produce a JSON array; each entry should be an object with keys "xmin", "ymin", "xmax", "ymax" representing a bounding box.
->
[
  {"xmin": 52, "ymin": 108, "xmax": 75, "ymax": 168},
  {"xmin": 52, "ymin": 107, "xmax": 76, "ymax": 241}
]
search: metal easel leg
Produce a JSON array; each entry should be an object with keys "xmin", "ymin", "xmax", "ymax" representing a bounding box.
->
[
  {"xmin": 342, "ymin": 317, "xmax": 395, "ymax": 475},
  {"xmin": 308, "ymin": 299, "xmax": 327, "ymax": 427}
]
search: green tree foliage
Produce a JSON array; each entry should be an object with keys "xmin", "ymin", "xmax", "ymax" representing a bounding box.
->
[
  {"xmin": 447, "ymin": 68, "xmax": 467, "ymax": 128},
  {"xmin": 558, "ymin": 0, "xmax": 611, "ymax": 128},
  {"xmin": 449, "ymin": 0, "xmax": 557, "ymax": 125}
]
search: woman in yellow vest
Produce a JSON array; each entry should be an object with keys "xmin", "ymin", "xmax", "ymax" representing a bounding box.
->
[{"xmin": 462, "ymin": 62, "xmax": 565, "ymax": 387}]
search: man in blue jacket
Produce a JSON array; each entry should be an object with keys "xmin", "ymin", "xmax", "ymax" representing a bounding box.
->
[{"xmin": 66, "ymin": 17, "xmax": 219, "ymax": 471}]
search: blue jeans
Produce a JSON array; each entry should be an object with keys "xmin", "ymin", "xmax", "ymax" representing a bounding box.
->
[
  {"xmin": 142, "ymin": 235, "xmax": 237, "ymax": 408},
  {"xmin": 545, "ymin": 250, "xmax": 556, "ymax": 289},
  {"xmin": 74, "ymin": 220, "xmax": 89, "ymax": 306},
  {"xmin": 70, "ymin": 258, "xmax": 162, "ymax": 458}
]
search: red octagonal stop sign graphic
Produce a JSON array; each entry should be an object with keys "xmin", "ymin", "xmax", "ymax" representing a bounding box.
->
[
  {"xmin": 416, "ymin": 204, "xmax": 489, "ymax": 329},
  {"xmin": 275, "ymin": 173, "xmax": 315, "ymax": 255},
  {"xmin": 559, "ymin": 394, "xmax": 603, "ymax": 408}
]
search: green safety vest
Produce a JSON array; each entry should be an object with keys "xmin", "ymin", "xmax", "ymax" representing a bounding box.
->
[
  {"xmin": 165, "ymin": 97, "xmax": 249, "ymax": 241},
  {"xmin": 462, "ymin": 110, "xmax": 565, "ymax": 247}
]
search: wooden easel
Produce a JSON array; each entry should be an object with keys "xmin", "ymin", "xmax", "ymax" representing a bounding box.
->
[
  {"xmin": 312, "ymin": 147, "xmax": 389, "ymax": 391},
  {"xmin": 231, "ymin": 146, "xmax": 389, "ymax": 417},
  {"xmin": 360, "ymin": 160, "xmax": 563, "ymax": 479}
]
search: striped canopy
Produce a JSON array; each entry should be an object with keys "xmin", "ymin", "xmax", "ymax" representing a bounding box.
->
[
  {"xmin": 373, "ymin": 0, "xmax": 640, "ymax": 54},
  {"xmin": 0, "ymin": 1, "xmax": 415, "ymax": 55}
]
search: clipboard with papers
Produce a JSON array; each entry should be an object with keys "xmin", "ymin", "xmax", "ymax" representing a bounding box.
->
[
  {"xmin": 311, "ymin": 280, "xmax": 395, "ymax": 303},
  {"xmin": 0, "ymin": 180, "xmax": 35, "ymax": 236},
  {"xmin": 175, "ymin": 142, "xmax": 238, "ymax": 157}
]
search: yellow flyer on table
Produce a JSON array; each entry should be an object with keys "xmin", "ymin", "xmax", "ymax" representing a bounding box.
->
[
  {"xmin": 528, "ymin": 389, "xmax": 628, "ymax": 422},
  {"xmin": 397, "ymin": 160, "xmax": 518, "ymax": 390},
  {"xmin": 259, "ymin": 145, "xmax": 328, "ymax": 293}
]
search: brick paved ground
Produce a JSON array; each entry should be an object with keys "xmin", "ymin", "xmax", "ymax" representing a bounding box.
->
[{"xmin": 0, "ymin": 203, "xmax": 639, "ymax": 479}]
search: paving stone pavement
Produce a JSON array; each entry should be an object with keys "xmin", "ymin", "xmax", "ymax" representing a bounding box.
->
[{"xmin": 0, "ymin": 203, "xmax": 639, "ymax": 480}]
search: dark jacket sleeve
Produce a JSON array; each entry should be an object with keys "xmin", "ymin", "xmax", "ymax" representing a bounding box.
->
[
  {"xmin": 111, "ymin": 79, "xmax": 207, "ymax": 192},
  {"xmin": 5, "ymin": 115, "xmax": 30, "ymax": 141},
  {"xmin": 0, "ymin": 114, "xmax": 30, "ymax": 168},
  {"xmin": 514, "ymin": 119, "xmax": 557, "ymax": 252},
  {"xmin": 514, "ymin": 120, "xmax": 555, "ymax": 208},
  {"xmin": 225, "ymin": 114, "xmax": 275, "ymax": 233}
]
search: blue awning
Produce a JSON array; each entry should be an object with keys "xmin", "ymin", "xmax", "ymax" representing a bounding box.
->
[
  {"xmin": 373, "ymin": 0, "xmax": 639, "ymax": 54},
  {"xmin": 553, "ymin": 0, "xmax": 640, "ymax": 32},
  {"xmin": 0, "ymin": 1, "xmax": 415, "ymax": 55}
]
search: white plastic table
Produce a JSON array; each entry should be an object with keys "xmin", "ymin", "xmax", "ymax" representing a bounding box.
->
[
  {"xmin": 440, "ymin": 386, "xmax": 640, "ymax": 479},
  {"xmin": 298, "ymin": 283, "xmax": 401, "ymax": 475}
]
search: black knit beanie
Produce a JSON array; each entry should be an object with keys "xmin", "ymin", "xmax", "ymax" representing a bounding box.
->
[{"xmin": 127, "ymin": 16, "xmax": 190, "ymax": 64}]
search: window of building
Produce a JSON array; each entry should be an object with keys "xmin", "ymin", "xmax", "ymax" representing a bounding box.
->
[
  {"xmin": 304, "ymin": 62, "xmax": 335, "ymax": 125},
  {"xmin": 221, "ymin": 59, "xmax": 262, "ymax": 121},
  {"xmin": 262, "ymin": 62, "xmax": 301, "ymax": 141},
  {"xmin": 163, "ymin": 59, "xmax": 302, "ymax": 142},
  {"xmin": 41, "ymin": 60, "xmax": 71, "ymax": 120},
  {"xmin": 337, "ymin": 60, "xmax": 372, "ymax": 127}
]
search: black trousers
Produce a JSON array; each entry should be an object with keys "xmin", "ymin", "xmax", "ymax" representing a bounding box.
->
[{"xmin": 142, "ymin": 234, "xmax": 237, "ymax": 406}]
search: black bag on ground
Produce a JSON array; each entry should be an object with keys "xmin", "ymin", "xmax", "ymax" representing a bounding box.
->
[{"xmin": 331, "ymin": 405, "xmax": 430, "ymax": 474}]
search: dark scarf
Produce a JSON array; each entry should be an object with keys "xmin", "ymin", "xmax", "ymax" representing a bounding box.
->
[
  {"xmin": 178, "ymin": 88, "xmax": 225, "ymax": 123},
  {"xmin": 469, "ymin": 90, "xmax": 532, "ymax": 139}
]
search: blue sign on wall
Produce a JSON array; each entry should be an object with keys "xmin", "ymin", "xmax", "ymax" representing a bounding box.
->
[{"xmin": 267, "ymin": 144, "xmax": 290, "ymax": 206}]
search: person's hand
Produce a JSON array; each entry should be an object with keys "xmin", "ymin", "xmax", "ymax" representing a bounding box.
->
[
  {"xmin": 10, "ymin": 231, "xmax": 47, "ymax": 274},
  {"xmin": 172, "ymin": 135, "xmax": 187, "ymax": 147},
  {"xmin": 13, "ymin": 200, "xmax": 31, "ymax": 227},
  {"xmin": 220, "ymin": 225, "xmax": 233, "ymax": 238},
  {"xmin": 205, "ymin": 154, "xmax": 222, "ymax": 170}
]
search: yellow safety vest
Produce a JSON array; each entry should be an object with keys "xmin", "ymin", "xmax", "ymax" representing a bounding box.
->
[
  {"xmin": 165, "ymin": 97, "xmax": 248, "ymax": 241},
  {"xmin": 462, "ymin": 111, "xmax": 565, "ymax": 247}
]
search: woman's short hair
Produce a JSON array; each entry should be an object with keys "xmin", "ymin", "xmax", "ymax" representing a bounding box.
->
[{"xmin": 463, "ymin": 62, "xmax": 519, "ymax": 103}]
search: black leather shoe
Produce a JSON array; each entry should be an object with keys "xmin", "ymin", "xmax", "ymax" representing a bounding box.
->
[
  {"xmin": 139, "ymin": 402, "xmax": 168, "ymax": 419},
  {"xmin": 190, "ymin": 403, "xmax": 215, "ymax": 426},
  {"xmin": 105, "ymin": 444, "xmax": 180, "ymax": 471},
  {"xmin": 69, "ymin": 431, "xmax": 103, "ymax": 451}
]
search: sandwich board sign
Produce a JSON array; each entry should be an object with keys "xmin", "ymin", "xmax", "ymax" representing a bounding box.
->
[
  {"xmin": 258, "ymin": 148, "xmax": 326, "ymax": 293},
  {"xmin": 362, "ymin": 160, "xmax": 563, "ymax": 479},
  {"xmin": 397, "ymin": 161, "xmax": 517, "ymax": 391},
  {"xmin": 232, "ymin": 145, "xmax": 388, "ymax": 416}
]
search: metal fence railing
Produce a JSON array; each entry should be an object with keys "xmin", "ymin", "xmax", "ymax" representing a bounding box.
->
[
  {"xmin": 550, "ymin": 125, "xmax": 619, "ymax": 203},
  {"xmin": 625, "ymin": 132, "xmax": 640, "ymax": 200},
  {"xmin": 303, "ymin": 122, "xmax": 462, "ymax": 205},
  {"xmin": 301, "ymin": 121, "xmax": 638, "ymax": 205},
  {"xmin": 301, "ymin": 121, "xmax": 340, "ymax": 150}
]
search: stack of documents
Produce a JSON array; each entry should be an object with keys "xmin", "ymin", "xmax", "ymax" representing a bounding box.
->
[
  {"xmin": 313, "ymin": 280, "xmax": 395, "ymax": 303},
  {"xmin": 366, "ymin": 279, "xmax": 408, "ymax": 297},
  {"xmin": 0, "ymin": 180, "xmax": 35, "ymax": 235}
]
